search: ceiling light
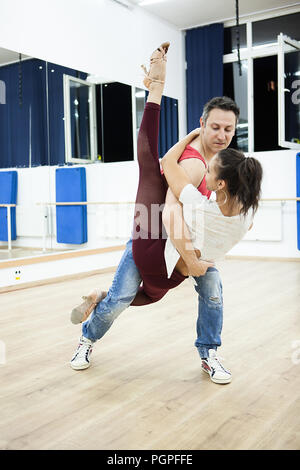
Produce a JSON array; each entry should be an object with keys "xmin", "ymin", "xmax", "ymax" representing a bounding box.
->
[
  {"xmin": 138, "ymin": 0, "xmax": 168, "ymax": 6},
  {"xmin": 109, "ymin": 0, "xmax": 134, "ymax": 9}
]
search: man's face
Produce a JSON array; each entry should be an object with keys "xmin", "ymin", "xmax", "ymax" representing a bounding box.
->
[{"xmin": 200, "ymin": 108, "xmax": 236, "ymax": 154}]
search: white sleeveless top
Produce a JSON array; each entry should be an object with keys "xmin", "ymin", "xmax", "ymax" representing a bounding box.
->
[{"xmin": 164, "ymin": 184, "xmax": 253, "ymax": 278}]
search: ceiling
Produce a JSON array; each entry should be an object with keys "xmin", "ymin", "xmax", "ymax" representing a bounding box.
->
[
  {"xmin": 0, "ymin": 0, "xmax": 299, "ymax": 65},
  {"xmin": 129, "ymin": 0, "xmax": 300, "ymax": 29},
  {"xmin": 0, "ymin": 49, "xmax": 30, "ymax": 66}
]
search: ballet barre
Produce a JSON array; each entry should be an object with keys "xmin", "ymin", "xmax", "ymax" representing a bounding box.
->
[
  {"xmin": 36, "ymin": 201, "xmax": 135, "ymax": 252},
  {"xmin": 2, "ymin": 198, "xmax": 300, "ymax": 254},
  {"xmin": 260, "ymin": 197, "xmax": 300, "ymax": 202},
  {"xmin": 37, "ymin": 198, "xmax": 300, "ymax": 204},
  {"xmin": 36, "ymin": 201, "xmax": 135, "ymax": 205}
]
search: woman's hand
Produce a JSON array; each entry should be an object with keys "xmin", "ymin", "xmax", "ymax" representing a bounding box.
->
[
  {"xmin": 187, "ymin": 128, "xmax": 201, "ymax": 142},
  {"xmin": 185, "ymin": 258, "xmax": 214, "ymax": 277}
]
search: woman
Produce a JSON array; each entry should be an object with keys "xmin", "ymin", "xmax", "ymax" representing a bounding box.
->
[
  {"xmin": 72, "ymin": 41, "xmax": 262, "ymax": 316},
  {"xmin": 70, "ymin": 43, "xmax": 262, "ymax": 370}
]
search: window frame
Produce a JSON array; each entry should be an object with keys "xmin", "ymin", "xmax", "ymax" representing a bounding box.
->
[
  {"xmin": 63, "ymin": 74, "xmax": 97, "ymax": 164},
  {"xmin": 277, "ymin": 33, "xmax": 300, "ymax": 150},
  {"xmin": 223, "ymin": 7, "xmax": 300, "ymax": 152}
]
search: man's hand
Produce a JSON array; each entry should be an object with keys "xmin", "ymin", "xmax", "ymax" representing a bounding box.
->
[{"xmin": 185, "ymin": 258, "xmax": 214, "ymax": 277}]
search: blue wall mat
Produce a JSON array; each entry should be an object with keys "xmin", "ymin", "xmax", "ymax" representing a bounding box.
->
[
  {"xmin": 297, "ymin": 153, "xmax": 300, "ymax": 250},
  {"xmin": 0, "ymin": 171, "xmax": 17, "ymax": 241},
  {"xmin": 55, "ymin": 167, "xmax": 87, "ymax": 244}
]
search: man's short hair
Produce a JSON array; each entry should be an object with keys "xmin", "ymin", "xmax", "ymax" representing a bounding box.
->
[{"xmin": 202, "ymin": 96, "xmax": 240, "ymax": 126}]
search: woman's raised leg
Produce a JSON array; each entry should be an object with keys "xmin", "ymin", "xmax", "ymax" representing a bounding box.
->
[{"xmin": 132, "ymin": 43, "xmax": 170, "ymax": 240}]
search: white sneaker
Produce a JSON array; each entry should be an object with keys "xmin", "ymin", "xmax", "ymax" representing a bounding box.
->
[
  {"xmin": 201, "ymin": 349, "xmax": 232, "ymax": 384},
  {"xmin": 70, "ymin": 336, "xmax": 94, "ymax": 370}
]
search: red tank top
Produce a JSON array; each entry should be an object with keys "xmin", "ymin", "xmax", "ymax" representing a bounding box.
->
[
  {"xmin": 161, "ymin": 145, "xmax": 211, "ymax": 199},
  {"xmin": 178, "ymin": 145, "xmax": 211, "ymax": 198}
]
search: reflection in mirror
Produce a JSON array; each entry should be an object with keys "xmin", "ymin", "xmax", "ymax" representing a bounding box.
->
[
  {"xmin": 0, "ymin": 47, "xmax": 52, "ymax": 261},
  {"xmin": 0, "ymin": 47, "xmax": 90, "ymax": 261},
  {"xmin": 64, "ymin": 76, "xmax": 97, "ymax": 163},
  {"xmin": 0, "ymin": 48, "xmax": 179, "ymax": 266},
  {"xmin": 223, "ymin": 61, "xmax": 248, "ymax": 152},
  {"xmin": 135, "ymin": 88, "xmax": 146, "ymax": 136},
  {"xmin": 95, "ymin": 81, "xmax": 134, "ymax": 162}
]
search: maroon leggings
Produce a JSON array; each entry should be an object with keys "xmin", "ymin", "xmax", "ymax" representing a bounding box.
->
[{"xmin": 131, "ymin": 102, "xmax": 186, "ymax": 306}]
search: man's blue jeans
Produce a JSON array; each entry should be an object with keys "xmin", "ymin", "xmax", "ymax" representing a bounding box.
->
[{"xmin": 82, "ymin": 239, "xmax": 223, "ymax": 359}]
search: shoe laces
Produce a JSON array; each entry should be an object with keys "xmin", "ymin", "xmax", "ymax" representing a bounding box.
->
[
  {"xmin": 208, "ymin": 353, "xmax": 227, "ymax": 372},
  {"xmin": 75, "ymin": 338, "xmax": 92, "ymax": 359}
]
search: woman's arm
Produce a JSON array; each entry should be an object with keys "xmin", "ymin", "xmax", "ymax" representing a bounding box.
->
[
  {"xmin": 161, "ymin": 129, "xmax": 201, "ymax": 198},
  {"xmin": 163, "ymin": 189, "xmax": 214, "ymax": 277}
]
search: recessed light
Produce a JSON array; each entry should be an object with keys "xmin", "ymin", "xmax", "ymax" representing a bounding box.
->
[{"xmin": 139, "ymin": 0, "xmax": 168, "ymax": 6}]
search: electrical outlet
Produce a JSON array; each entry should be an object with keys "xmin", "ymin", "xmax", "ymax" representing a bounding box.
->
[{"xmin": 14, "ymin": 269, "xmax": 21, "ymax": 281}]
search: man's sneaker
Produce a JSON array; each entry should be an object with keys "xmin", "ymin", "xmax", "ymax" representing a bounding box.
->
[
  {"xmin": 70, "ymin": 336, "xmax": 94, "ymax": 370},
  {"xmin": 201, "ymin": 349, "xmax": 232, "ymax": 384}
]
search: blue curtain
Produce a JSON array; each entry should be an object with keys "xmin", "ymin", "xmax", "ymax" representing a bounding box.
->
[
  {"xmin": 158, "ymin": 96, "xmax": 178, "ymax": 158},
  {"xmin": 185, "ymin": 23, "xmax": 224, "ymax": 132},
  {"xmin": 144, "ymin": 93, "xmax": 179, "ymax": 158},
  {"xmin": 0, "ymin": 59, "xmax": 87, "ymax": 169},
  {"xmin": 0, "ymin": 59, "xmax": 48, "ymax": 168}
]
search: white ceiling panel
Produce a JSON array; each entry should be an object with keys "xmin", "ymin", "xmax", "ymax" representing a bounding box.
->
[{"xmin": 129, "ymin": 0, "xmax": 300, "ymax": 29}]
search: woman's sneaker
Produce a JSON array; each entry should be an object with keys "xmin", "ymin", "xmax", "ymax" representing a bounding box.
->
[
  {"xmin": 201, "ymin": 349, "xmax": 232, "ymax": 384},
  {"xmin": 70, "ymin": 336, "xmax": 94, "ymax": 370}
]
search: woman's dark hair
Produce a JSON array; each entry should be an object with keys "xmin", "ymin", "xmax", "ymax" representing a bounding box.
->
[{"xmin": 216, "ymin": 148, "xmax": 263, "ymax": 215}]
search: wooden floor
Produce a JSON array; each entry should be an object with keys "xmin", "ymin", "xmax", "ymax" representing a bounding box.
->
[{"xmin": 0, "ymin": 259, "xmax": 300, "ymax": 450}]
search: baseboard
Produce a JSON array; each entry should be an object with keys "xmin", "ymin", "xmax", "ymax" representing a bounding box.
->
[
  {"xmin": 225, "ymin": 255, "xmax": 300, "ymax": 262},
  {"xmin": 1, "ymin": 252, "xmax": 299, "ymax": 294},
  {"xmin": 0, "ymin": 244, "xmax": 126, "ymax": 269},
  {"xmin": 0, "ymin": 265, "xmax": 117, "ymax": 294}
]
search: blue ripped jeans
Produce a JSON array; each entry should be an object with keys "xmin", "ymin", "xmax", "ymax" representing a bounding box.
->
[{"xmin": 82, "ymin": 239, "xmax": 223, "ymax": 359}]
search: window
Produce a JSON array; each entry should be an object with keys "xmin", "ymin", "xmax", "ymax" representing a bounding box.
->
[
  {"xmin": 224, "ymin": 23, "xmax": 247, "ymax": 54},
  {"xmin": 223, "ymin": 10, "xmax": 300, "ymax": 152},
  {"xmin": 95, "ymin": 82, "xmax": 134, "ymax": 163},
  {"xmin": 252, "ymin": 12, "xmax": 300, "ymax": 47},
  {"xmin": 278, "ymin": 34, "xmax": 300, "ymax": 149},
  {"xmin": 63, "ymin": 75, "xmax": 97, "ymax": 163},
  {"xmin": 224, "ymin": 60, "xmax": 248, "ymax": 152}
]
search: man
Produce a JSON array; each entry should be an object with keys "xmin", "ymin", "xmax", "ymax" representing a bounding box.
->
[{"xmin": 70, "ymin": 95, "xmax": 240, "ymax": 385}]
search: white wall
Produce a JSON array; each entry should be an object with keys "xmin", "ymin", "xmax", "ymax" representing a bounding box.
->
[
  {"xmin": 0, "ymin": 162, "xmax": 139, "ymax": 251},
  {"xmin": 1, "ymin": 148, "xmax": 299, "ymax": 290},
  {"xmin": 228, "ymin": 149, "xmax": 300, "ymax": 259},
  {"xmin": 1, "ymin": 149, "xmax": 299, "ymax": 260},
  {"xmin": 0, "ymin": 0, "xmax": 186, "ymax": 135}
]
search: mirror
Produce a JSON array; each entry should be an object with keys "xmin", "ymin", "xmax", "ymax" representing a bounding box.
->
[{"xmin": 0, "ymin": 46, "xmax": 179, "ymax": 264}]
